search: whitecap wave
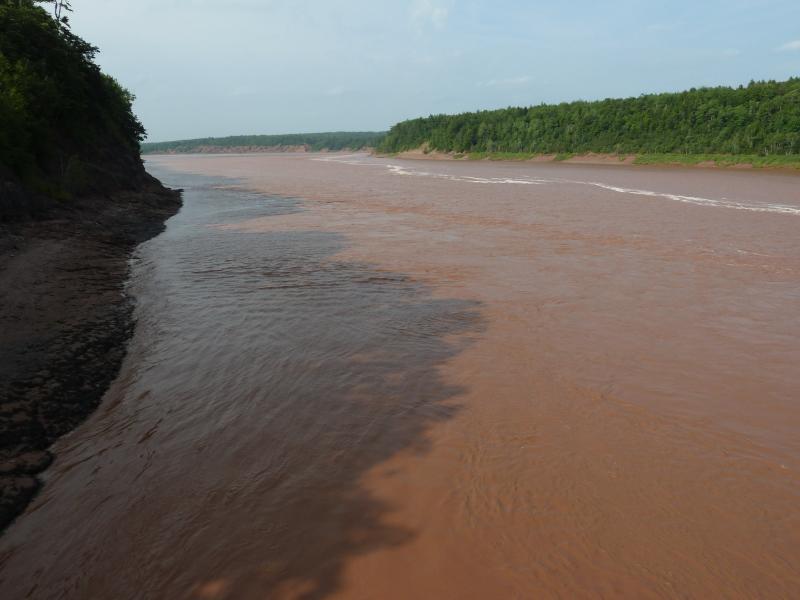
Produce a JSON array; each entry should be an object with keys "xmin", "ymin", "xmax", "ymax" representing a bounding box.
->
[
  {"xmin": 580, "ymin": 181, "xmax": 800, "ymax": 215},
  {"xmin": 314, "ymin": 155, "xmax": 800, "ymax": 216}
]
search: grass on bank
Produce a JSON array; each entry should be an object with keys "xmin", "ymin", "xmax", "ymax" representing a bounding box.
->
[
  {"xmin": 450, "ymin": 152, "xmax": 800, "ymax": 169},
  {"xmin": 631, "ymin": 153, "xmax": 800, "ymax": 169}
]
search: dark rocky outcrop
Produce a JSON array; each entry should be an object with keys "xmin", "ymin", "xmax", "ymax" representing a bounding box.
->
[{"xmin": 0, "ymin": 172, "xmax": 181, "ymax": 532}]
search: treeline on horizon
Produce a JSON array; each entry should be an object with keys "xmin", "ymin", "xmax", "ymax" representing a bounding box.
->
[
  {"xmin": 0, "ymin": 0, "xmax": 146, "ymax": 198},
  {"xmin": 141, "ymin": 131, "xmax": 385, "ymax": 154},
  {"xmin": 378, "ymin": 79, "xmax": 800, "ymax": 157}
]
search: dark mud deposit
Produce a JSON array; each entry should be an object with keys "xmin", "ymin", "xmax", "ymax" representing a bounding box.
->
[{"xmin": 0, "ymin": 181, "xmax": 181, "ymax": 530}]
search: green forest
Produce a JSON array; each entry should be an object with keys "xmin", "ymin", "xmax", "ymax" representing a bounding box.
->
[
  {"xmin": 0, "ymin": 0, "xmax": 147, "ymax": 197},
  {"xmin": 378, "ymin": 79, "xmax": 800, "ymax": 160},
  {"xmin": 141, "ymin": 132, "xmax": 385, "ymax": 154},
  {"xmin": 3, "ymin": 0, "xmax": 798, "ymax": 178}
]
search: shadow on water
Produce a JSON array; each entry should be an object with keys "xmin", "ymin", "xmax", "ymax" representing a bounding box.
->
[{"xmin": 100, "ymin": 167, "xmax": 486, "ymax": 599}]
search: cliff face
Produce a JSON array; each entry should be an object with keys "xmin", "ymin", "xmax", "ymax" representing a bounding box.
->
[
  {"xmin": 0, "ymin": 170, "xmax": 36, "ymax": 220},
  {"xmin": 0, "ymin": 152, "xmax": 169, "ymax": 221},
  {"xmin": 0, "ymin": 0, "xmax": 172, "ymax": 221},
  {"xmin": 0, "ymin": 2, "xmax": 182, "ymax": 531}
]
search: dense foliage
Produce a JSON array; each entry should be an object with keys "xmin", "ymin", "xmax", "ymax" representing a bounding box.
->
[
  {"xmin": 379, "ymin": 79, "xmax": 800, "ymax": 156},
  {"xmin": 0, "ymin": 0, "xmax": 145, "ymax": 195},
  {"xmin": 142, "ymin": 132, "xmax": 385, "ymax": 154}
]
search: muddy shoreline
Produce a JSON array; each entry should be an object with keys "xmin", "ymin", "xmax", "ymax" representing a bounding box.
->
[
  {"xmin": 0, "ymin": 180, "xmax": 181, "ymax": 532},
  {"xmin": 148, "ymin": 148, "xmax": 800, "ymax": 173},
  {"xmin": 384, "ymin": 149, "xmax": 800, "ymax": 173}
]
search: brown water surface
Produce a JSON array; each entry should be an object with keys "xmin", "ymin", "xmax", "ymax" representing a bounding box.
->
[{"xmin": 2, "ymin": 154, "xmax": 799, "ymax": 599}]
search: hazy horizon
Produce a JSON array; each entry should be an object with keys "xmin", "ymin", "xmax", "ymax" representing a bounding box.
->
[{"xmin": 69, "ymin": 0, "xmax": 800, "ymax": 142}]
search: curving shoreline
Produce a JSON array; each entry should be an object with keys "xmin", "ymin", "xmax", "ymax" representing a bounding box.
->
[
  {"xmin": 383, "ymin": 148, "xmax": 800, "ymax": 172},
  {"xmin": 0, "ymin": 178, "xmax": 181, "ymax": 532}
]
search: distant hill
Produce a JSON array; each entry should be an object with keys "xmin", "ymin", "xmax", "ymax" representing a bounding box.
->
[
  {"xmin": 142, "ymin": 132, "xmax": 386, "ymax": 154},
  {"xmin": 379, "ymin": 78, "xmax": 800, "ymax": 157}
]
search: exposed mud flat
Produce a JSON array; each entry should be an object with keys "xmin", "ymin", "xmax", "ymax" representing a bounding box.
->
[
  {"xmin": 1, "ymin": 153, "xmax": 798, "ymax": 598},
  {"xmin": 0, "ymin": 184, "xmax": 181, "ymax": 531}
]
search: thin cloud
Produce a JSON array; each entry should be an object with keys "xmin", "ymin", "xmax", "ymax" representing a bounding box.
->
[
  {"xmin": 410, "ymin": 0, "xmax": 451, "ymax": 32},
  {"xmin": 778, "ymin": 40, "xmax": 800, "ymax": 51}
]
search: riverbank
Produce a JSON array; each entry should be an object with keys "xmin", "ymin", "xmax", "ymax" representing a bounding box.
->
[
  {"xmin": 143, "ymin": 146, "xmax": 374, "ymax": 156},
  {"xmin": 386, "ymin": 148, "xmax": 800, "ymax": 171},
  {"xmin": 142, "ymin": 147, "xmax": 800, "ymax": 172},
  {"xmin": 0, "ymin": 178, "xmax": 181, "ymax": 532},
  {"xmin": 144, "ymin": 144, "xmax": 317, "ymax": 155}
]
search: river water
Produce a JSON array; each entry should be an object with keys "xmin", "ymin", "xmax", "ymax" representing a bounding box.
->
[{"xmin": 2, "ymin": 154, "xmax": 799, "ymax": 599}]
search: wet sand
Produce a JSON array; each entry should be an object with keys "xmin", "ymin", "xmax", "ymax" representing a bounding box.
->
[{"xmin": 1, "ymin": 153, "xmax": 799, "ymax": 598}]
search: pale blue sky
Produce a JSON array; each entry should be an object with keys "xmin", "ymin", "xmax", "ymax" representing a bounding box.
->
[{"xmin": 69, "ymin": 0, "xmax": 800, "ymax": 142}]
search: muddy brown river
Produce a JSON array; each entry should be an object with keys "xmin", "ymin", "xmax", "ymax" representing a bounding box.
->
[{"xmin": 2, "ymin": 154, "xmax": 799, "ymax": 599}]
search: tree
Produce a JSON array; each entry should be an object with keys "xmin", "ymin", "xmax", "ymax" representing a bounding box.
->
[
  {"xmin": 31, "ymin": 0, "xmax": 71, "ymax": 27},
  {"xmin": 53, "ymin": 0, "xmax": 71, "ymax": 25},
  {"xmin": 1, "ymin": 0, "xmax": 148, "ymax": 194},
  {"xmin": 378, "ymin": 79, "xmax": 800, "ymax": 157}
]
